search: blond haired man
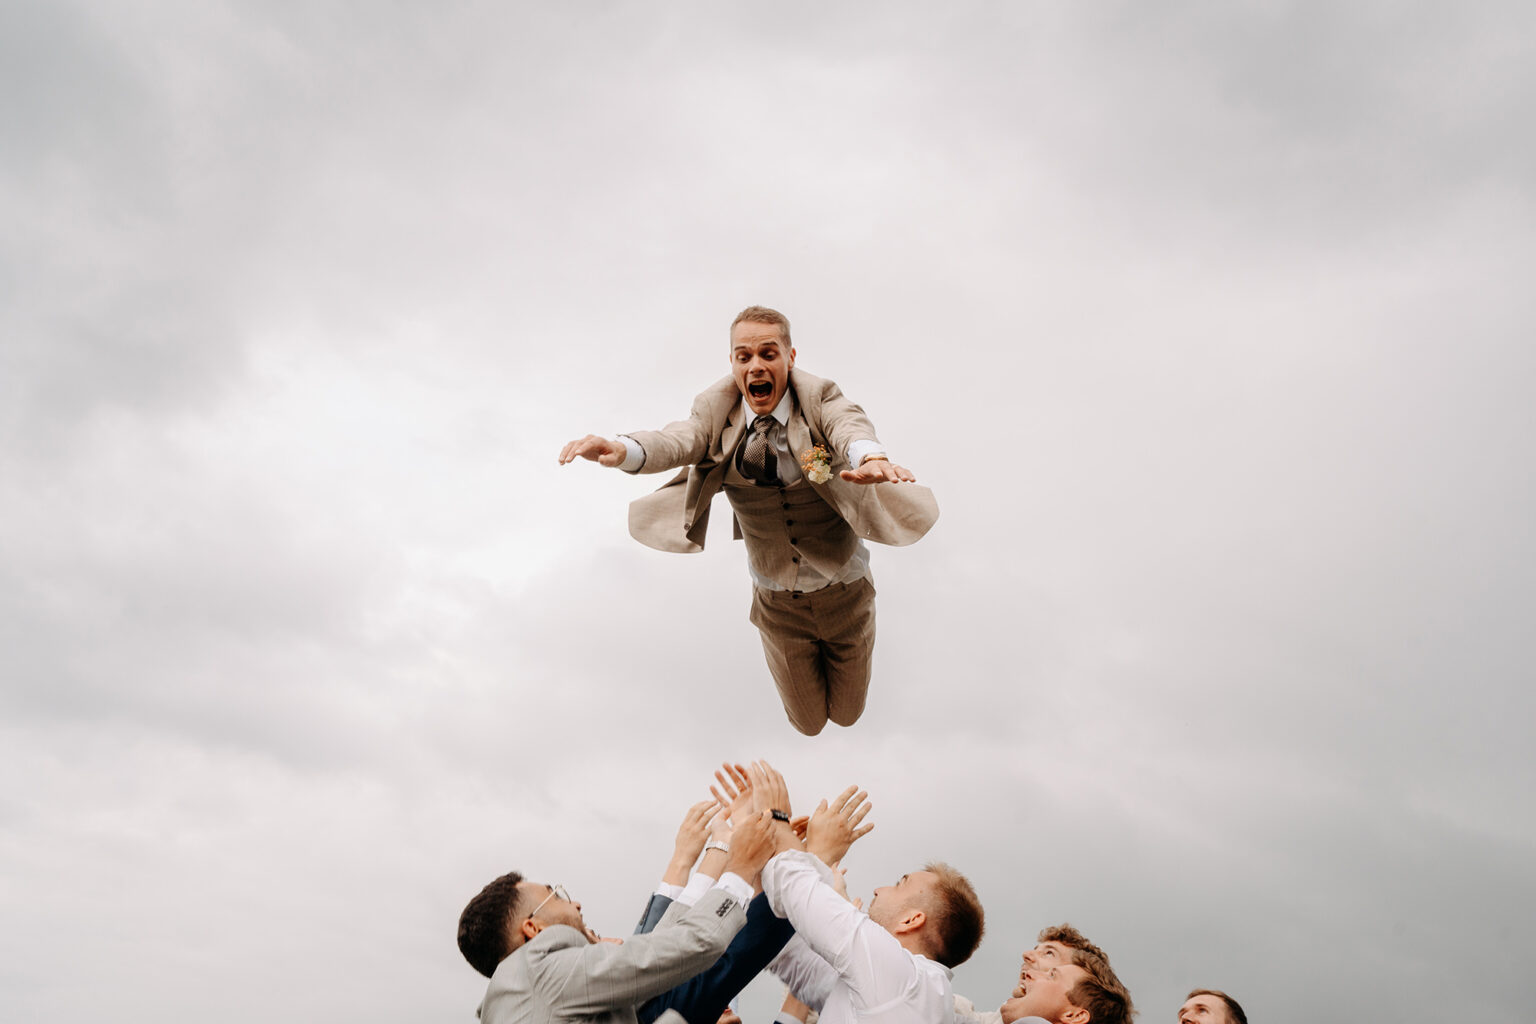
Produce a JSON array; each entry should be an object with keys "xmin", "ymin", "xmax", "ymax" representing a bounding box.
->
[{"xmin": 749, "ymin": 762, "xmax": 985, "ymax": 1024}]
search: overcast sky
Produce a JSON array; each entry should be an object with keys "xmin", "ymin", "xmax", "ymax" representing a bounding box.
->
[{"xmin": 3, "ymin": 2, "xmax": 1533, "ymax": 1022}]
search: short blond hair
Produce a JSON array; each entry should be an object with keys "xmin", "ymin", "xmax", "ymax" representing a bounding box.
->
[
  {"xmin": 920, "ymin": 861, "xmax": 984, "ymax": 968},
  {"xmin": 731, "ymin": 305, "xmax": 791, "ymax": 345}
]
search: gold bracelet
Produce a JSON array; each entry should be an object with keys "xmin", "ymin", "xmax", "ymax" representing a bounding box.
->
[{"xmin": 860, "ymin": 454, "xmax": 889, "ymax": 465}]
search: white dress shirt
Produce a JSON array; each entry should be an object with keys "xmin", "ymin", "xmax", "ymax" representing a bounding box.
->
[{"xmin": 762, "ymin": 851, "xmax": 955, "ymax": 1024}]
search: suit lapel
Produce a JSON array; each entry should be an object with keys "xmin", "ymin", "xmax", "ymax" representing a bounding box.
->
[
  {"xmin": 718, "ymin": 400, "xmax": 748, "ymax": 463},
  {"xmin": 788, "ymin": 398, "xmax": 813, "ymax": 472},
  {"xmin": 681, "ymin": 394, "xmax": 744, "ymax": 543}
]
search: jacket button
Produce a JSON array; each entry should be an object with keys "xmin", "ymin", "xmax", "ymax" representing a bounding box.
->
[
  {"xmin": 791, "ymin": 591, "xmax": 801, "ymax": 599},
  {"xmin": 785, "ymin": 519, "xmax": 795, "ymax": 526},
  {"xmin": 781, "ymin": 502, "xmax": 790, "ymax": 510},
  {"xmin": 790, "ymin": 538, "xmax": 798, "ymax": 545},
  {"xmin": 792, "ymin": 556, "xmax": 800, "ymax": 563}
]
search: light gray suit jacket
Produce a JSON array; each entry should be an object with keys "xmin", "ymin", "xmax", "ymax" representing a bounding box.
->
[
  {"xmin": 625, "ymin": 369, "xmax": 938, "ymax": 554},
  {"xmin": 477, "ymin": 886, "xmax": 746, "ymax": 1024}
]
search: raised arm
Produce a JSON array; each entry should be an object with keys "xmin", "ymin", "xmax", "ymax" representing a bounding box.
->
[
  {"xmin": 533, "ymin": 815, "xmax": 776, "ymax": 1016},
  {"xmin": 751, "ymin": 762, "xmax": 919, "ymax": 1001},
  {"xmin": 662, "ymin": 798, "xmax": 718, "ymax": 887},
  {"xmin": 529, "ymin": 892, "xmax": 747, "ymax": 1014}
]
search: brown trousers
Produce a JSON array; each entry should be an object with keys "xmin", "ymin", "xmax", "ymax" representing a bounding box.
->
[{"xmin": 749, "ymin": 577, "xmax": 876, "ymax": 736}]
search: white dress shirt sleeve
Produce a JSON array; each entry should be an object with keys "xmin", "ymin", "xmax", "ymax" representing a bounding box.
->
[
  {"xmin": 762, "ymin": 850, "xmax": 922, "ymax": 1010},
  {"xmin": 614, "ymin": 434, "xmax": 646, "ymax": 472},
  {"xmin": 845, "ymin": 438, "xmax": 886, "ymax": 468},
  {"xmin": 767, "ymin": 933, "xmax": 839, "ymax": 1012},
  {"xmin": 677, "ymin": 871, "xmax": 718, "ymax": 908}
]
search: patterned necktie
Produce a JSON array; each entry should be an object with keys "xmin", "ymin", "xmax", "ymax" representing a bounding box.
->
[{"xmin": 739, "ymin": 415, "xmax": 779, "ymax": 485}]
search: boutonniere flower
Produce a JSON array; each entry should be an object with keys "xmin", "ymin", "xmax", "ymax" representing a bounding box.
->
[{"xmin": 800, "ymin": 444, "xmax": 832, "ymax": 484}]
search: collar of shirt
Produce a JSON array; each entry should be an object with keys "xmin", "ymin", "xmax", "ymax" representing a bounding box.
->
[{"xmin": 740, "ymin": 390, "xmax": 793, "ymax": 426}]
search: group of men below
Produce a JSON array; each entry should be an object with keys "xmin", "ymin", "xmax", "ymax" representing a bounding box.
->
[{"xmin": 457, "ymin": 762, "xmax": 1249, "ymax": 1024}]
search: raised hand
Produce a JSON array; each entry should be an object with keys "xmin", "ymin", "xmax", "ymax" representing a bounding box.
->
[
  {"xmin": 748, "ymin": 760, "xmax": 792, "ymax": 819},
  {"xmin": 706, "ymin": 805, "xmax": 735, "ymax": 848},
  {"xmin": 838, "ymin": 458, "xmax": 916, "ymax": 484},
  {"xmin": 804, "ymin": 785, "xmax": 873, "ymax": 867},
  {"xmin": 558, "ymin": 434, "xmax": 628, "ymax": 467},
  {"xmin": 709, "ymin": 762, "xmax": 755, "ymax": 830},
  {"xmin": 748, "ymin": 760, "xmax": 800, "ymax": 854},
  {"xmin": 724, "ymin": 809, "xmax": 777, "ymax": 883},
  {"xmin": 663, "ymin": 798, "xmax": 718, "ymax": 885}
]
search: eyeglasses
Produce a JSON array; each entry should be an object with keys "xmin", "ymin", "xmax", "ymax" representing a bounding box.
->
[{"xmin": 525, "ymin": 884, "xmax": 571, "ymax": 921}]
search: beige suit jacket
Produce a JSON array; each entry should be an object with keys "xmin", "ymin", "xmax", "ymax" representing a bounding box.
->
[{"xmin": 624, "ymin": 369, "xmax": 938, "ymax": 554}]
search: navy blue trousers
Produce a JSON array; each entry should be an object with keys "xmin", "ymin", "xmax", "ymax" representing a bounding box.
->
[{"xmin": 637, "ymin": 892, "xmax": 795, "ymax": 1024}]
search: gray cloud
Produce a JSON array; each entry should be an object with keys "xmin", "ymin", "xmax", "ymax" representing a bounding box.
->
[{"xmin": 3, "ymin": 3, "xmax": 1532, "ymax": 1023}]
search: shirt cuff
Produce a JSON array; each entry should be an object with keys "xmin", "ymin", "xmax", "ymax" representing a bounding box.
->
[
  {"xmin": 653, "ymin": 882, "xmax": 684, "ymax": 900},
  {"xmin": 774, "ymin": 1014, "xmax": 807, "ymax": 1024},
  {"xmin": 714, "ymin": 872, "xmax": 754, "ymax": 908},
  {"xmin": 678, "ymin": 871, "xmax": 717, "ymax": 907},
  {"xmin": 845, "ymin": 439, "xmax": 884, "ymax": 468},
  {"xmin": 614, "ymin": 434, "xmax": 645, "ymax": 472}
]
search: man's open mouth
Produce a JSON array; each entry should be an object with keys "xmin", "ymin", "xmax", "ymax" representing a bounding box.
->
[{"xmin": 748, "ymin": 381, "xmax": 773, "ymax": 400}]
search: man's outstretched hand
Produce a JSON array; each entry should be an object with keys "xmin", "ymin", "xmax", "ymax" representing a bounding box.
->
[
  {"xmin": 839, "ymin": 459, "xmax": 916, "ymax": 485},
  {"xmin": 559, "ymin": 435, "xmax": 627, "ymax": 467},
  {"xmin": 749, "ymin": 760, "xmax": 801, "ymax": 855},
  {"xmin": 804, "ymin": 785, "xmax": 873, "ymax": 867},
  {"xmin": 723, "ymin": 809, "xmax": 778, "ymax": 883}
]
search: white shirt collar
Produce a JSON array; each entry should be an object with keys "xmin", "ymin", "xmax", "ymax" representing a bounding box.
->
[{"xmin": 741, "ymin": 389, "xmax": 793, "ymax": 426}]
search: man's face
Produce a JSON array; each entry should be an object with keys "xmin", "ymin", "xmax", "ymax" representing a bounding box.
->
[
  {"xmin": 730, "ymin": 320, "xmax": 794, "ymax": 416},
  {"xmin": 1021, "ymin": 940, "xmax": 1076, "ymax": 974},
  {"xmin": 866, "ymin": 869, "xmax": 938, "ymax": 932},
  {"xmin": 1178, "ymin": 994, "xmax": 1232, "ymax": 1024},
  {"xmin": 516, "ymin": 882, "xmax": 585, "ymax": 935},
  {"xmin": 1001, "ymin": 963, "xmax": 1088, "ymax": 1024}
]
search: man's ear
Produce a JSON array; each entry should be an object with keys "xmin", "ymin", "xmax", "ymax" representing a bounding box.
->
[
  {"xmin": 519, "ymin": 917, "xmax": 543, "ymax": 942},
  {"xmin": 1060, "ymin": 1004, "xmax": 1090, "ymax": 1024},
  {"xmin": 892, "ymin": 907, "xmax": 926, "ymax": 935},
  {"xmin": 787, "ymin": 346, "xmax": 796, "ymax": 370}
]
